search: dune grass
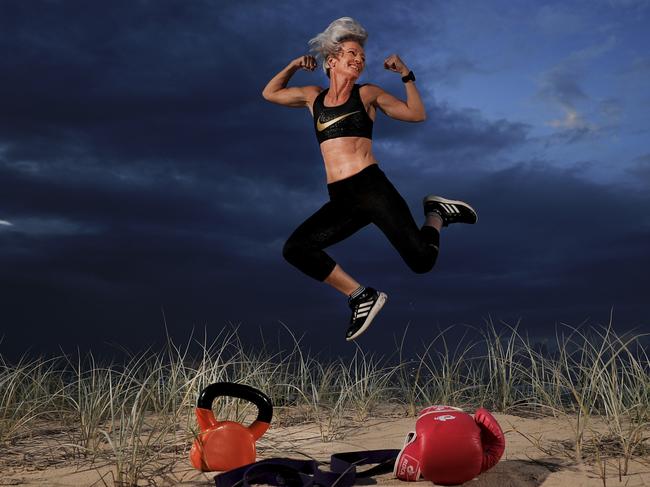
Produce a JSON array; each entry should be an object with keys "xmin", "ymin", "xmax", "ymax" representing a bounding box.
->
[{"xmin": 0, "ymin": 320, "xmax": 648, "ymax": 485}]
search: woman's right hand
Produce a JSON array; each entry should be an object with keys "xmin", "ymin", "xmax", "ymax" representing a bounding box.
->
[{"xmin": 291, "ymin": 55, "xmax": 317, "ymax": 72}]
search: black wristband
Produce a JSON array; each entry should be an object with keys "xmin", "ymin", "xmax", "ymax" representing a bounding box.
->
[{"xmin": 401, "ymin": 71, "xmax": 415, "ymax": 83}]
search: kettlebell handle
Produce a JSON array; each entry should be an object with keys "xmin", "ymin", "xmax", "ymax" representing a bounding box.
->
[{"xmin": 197, "ymin": 382, "xmax": 273, "ymax": 424}]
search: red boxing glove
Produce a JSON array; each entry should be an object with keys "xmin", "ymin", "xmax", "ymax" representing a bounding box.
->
[
  {"xmin": 473, "ymin": 407, "xmax": 506, "ymax": 472},
  {"xmin": 394, "ymin": 406, "xmax": 505, "ymax": 485},
  {"xmin": 394, "ymin": 406, "xmax": 466, "ymax": 482},
  {"xmin": 393, "ymin": 430, "xmax": 423, "ymax": 481}
]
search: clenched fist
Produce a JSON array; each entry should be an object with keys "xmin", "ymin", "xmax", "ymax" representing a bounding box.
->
[
  {"xmin": 291, "ymin": 55, "xmax": 317, "ymax": 72},
  {"xmin": 383, "ymin": 54, "xmax": 409, "ymax": 77}
]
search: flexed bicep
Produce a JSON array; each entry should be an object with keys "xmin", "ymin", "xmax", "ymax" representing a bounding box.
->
[
  {"xmin": 262, "ymin": 56, "xmax": 321, "ymax": 108},
  {"xmin": 264, "ymin": 86, "xmax": 321, "ymax": 108},
  {"xmin": 375, "ymin": 89, "xmax": 424, "ymax": 122}
]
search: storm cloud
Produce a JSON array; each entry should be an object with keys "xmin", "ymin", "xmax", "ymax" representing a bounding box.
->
[{"xmin": 1, "ymin": 0, "xmax": 648, "ymax": 358}]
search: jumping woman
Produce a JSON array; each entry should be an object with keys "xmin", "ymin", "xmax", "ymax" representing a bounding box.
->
[{"xmin": 262, "ymin": 17, "xmax": 477, "ymax": 341}]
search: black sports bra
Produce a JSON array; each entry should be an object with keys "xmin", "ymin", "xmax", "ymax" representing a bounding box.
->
[{"xmin": 312, "ymin": 84, "xmax": 373, "ymax": 144}]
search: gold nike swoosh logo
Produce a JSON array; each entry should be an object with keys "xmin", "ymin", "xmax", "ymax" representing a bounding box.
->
[{"xmin": 316, "ymin": 110, "xmax": 360, "ymax": 132}]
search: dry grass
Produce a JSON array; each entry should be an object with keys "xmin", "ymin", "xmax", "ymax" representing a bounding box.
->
[{"xmin": 1, "ymin": 319, "xmax": 648, "ymax": 485}]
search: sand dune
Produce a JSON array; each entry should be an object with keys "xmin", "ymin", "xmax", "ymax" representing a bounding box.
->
[{"xmin": 2, "ymin": 412, "xmax": 648, "ymax": 486}]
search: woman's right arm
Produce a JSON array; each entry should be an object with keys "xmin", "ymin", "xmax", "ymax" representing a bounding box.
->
[{"xmin": 262, "ymin": 56, "xmax": 321, "ymax": 108}]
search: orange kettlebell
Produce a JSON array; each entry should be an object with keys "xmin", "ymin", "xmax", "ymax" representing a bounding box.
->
[{"xmin": 189, "ymin": 382, "xmax": 273, "ymax": 472}]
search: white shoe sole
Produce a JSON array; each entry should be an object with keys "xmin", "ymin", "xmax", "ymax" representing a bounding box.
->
[
  {"xmin": 423, "ymin": 195, "xmax": 478, "ymax": 223},
  {"xmin": 346, "ymin": 292, "xmax": 388, "ymax": 341}
]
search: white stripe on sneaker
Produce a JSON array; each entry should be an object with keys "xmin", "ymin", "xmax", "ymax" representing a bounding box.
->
[{"xmin": 347, "ymin": 292, "xmax": 388, "ymax": 341}]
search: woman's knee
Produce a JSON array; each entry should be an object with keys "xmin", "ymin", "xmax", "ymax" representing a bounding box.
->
[
  {"xmin": 407, "ymin": 252, "xmax": 438, "ymax": 274},
  {"xmin": 409, "ymin": 261, "xmax": 435, "ymax": 274},
  {"xmin": 282, "ymin": 237, "xmax": 302, "ymax": 264},
  {"xmin": 282, "ymin": 237, "xmax": 334, "ymax": 281}
]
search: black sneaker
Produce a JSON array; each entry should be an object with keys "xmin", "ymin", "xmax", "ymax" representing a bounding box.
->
[
  {"xmin": 423, "ymin": 195, "xmax": 478, "ymax": 226},
  {"xmin": 346, "ymin": 288, "xmax": 387, "ymax": 341}
]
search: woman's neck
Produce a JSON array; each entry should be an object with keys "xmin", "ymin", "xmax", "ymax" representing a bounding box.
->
[{"xmin": 326, "ymin": 74, "xmax": 357, "ymax": 104}]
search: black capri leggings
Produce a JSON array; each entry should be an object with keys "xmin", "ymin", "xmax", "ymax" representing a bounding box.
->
[{"xmin": 282, "ymin": 164, "xmax": 440, "ymax": 281}]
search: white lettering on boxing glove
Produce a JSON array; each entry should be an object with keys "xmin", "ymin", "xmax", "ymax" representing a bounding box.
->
[{"xmin": 434, "ymin": 414, "xmax": 456, "ymax": 422}]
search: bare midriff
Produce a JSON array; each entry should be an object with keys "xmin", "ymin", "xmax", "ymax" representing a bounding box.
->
[{"xmin": 320, "ymin": 137, "xmax": 378, "ymax": 183}]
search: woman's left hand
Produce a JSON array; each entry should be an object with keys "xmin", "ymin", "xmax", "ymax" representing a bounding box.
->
[{"xmin": 383, "ymin": 54, "xmax": 409, "ymax": 77}]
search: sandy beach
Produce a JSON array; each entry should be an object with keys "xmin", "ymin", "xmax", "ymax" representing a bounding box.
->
[
  {"xmin": 2, "ymin": 324, "xmax": 648, "ymax": 486},
  {"xmin": 2, "ymin": 409, "xmax": 649, "ymax": 487}
]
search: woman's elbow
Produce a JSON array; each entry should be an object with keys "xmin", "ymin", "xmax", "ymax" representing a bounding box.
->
[
  {"xmin": 406, "ymin": 113, "xmax": 426, "ymax": 123},
  {"xmin": 262, "ymin": 84, "xmax": 279, "ymax": 101}
]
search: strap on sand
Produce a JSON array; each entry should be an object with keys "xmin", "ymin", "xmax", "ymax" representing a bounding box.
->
[{"xmin": 214, "ymin": 449, "xmax": 400, "ymax": 487}]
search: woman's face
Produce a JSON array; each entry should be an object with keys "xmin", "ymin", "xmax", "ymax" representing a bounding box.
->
[{"xmin": 329, "ymin": 40, "xmax": 366, "ymax": 78}]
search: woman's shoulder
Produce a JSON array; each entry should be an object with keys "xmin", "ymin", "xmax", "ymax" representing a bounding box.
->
[
  {"xmin": 304, "ymin": 85, "xmax": 326, "ymax": 102},
  {"xmin": 359, "ymin": 82, "xmax": 383, "ymax": 92},
  {"xmin": 299, "ymin": 85, "xmax": 325, "ymax": 114},
  {"xmin": 358, "ymin": 83, "xmax": 384, "ymax": 103},
  {"xmin": 305, "ymin": 85, "xmax": 326, "ymax": 93},
  {"xmin": 303, "ymin": 85, "xmax": 325, "ymax": 95}
]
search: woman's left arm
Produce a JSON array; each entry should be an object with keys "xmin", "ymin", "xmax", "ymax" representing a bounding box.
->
[{"xmin": 370, "ymin": 54, "xmax": 426, "ymax": 122}]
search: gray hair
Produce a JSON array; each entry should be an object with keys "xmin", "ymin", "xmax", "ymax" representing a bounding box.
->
[{"xmin": 308, "ymin": 17, "xmax": 368, "ymax": 77}]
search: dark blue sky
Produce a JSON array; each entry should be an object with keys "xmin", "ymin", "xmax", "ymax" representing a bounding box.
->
[{"xmin": 1, "ymin": 0, "xmax": 649, "ymax": 358}]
